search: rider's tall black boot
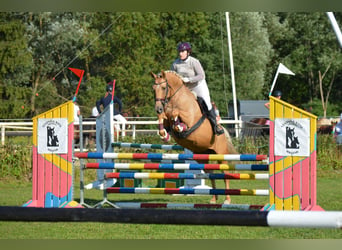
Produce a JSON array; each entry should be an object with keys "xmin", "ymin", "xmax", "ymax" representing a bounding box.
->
[{"xmin": 208, "ymin": 108, "xmax": 224, "ymax": 135}]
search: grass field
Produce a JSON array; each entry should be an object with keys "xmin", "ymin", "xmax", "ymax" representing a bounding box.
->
[
  {"xmin": 1, "ymin": 170, "xmax": 342, "ymax": 239},
  {"xmin": 1, "ymin": 135, "xmax": 342, "ymax": 239}
]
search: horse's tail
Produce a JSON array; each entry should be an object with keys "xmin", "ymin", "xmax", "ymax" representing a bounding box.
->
[{"xmin": 223, "ymin": 127, "xmax": 238, "ymax": 154}]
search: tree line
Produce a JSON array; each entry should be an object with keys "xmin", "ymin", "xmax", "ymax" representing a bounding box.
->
[{"xmin": 0, "ymin": 12, "xmax": 341, "ymax": 119}]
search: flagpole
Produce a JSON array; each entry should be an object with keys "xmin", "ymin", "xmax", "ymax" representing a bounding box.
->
[
  {"xmin": 110, "ymin": 79, "xmax": 117, "ymax": 141},
  {"xmin": 269, "ymin": 65, "xmax": 280, "ymax": 97},
  {"xmin": 69, "ymin": 67, "xmax": 85, "ymax": 102},
  {"xmin": 73, "ymin": 70, "xmax": 84, "ymax": 102},
  {"xmin": 111, "ymin": 79, "xmax": 116, "ymax": 102}
]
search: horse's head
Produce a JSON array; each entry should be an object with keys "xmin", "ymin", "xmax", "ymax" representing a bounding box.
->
[
  {"xmin": 150, "ymin": 70, "xmax": 183, "ymax": 115},
  {"xmin": 151, "ymin": 71, "xmax": 168, "ymax": 115}
]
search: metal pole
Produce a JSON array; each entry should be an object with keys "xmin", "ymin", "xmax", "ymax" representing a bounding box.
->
[
  {"xmin": 1, "ymin": 125, "xmax": 5, "ymax": 145},
  {"xmin": 327, "ymin": 12, "xmax": 342, "ymax": 48},
  {"xmin": 225, "ymin": 12, "xmax": 239, "ymax": 137}
]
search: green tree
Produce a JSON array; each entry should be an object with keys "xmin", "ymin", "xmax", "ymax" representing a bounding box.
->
[
  {"xmin": 83, "ymin": 12, "xmax": 162, "ymax": 117},
  {"xmin": 23, "ymin": 12, "xmax": 94, "ymax": 116},
  {"xmin": 275, "ymin": 13, "xmax": 342, "ymax": 116},
  {"xmin": 229, "ymin": 12, "xmax": 272, "ymax": 101},
  {"xmin": 0, "ymin": 13, "xmax": 32, "ymax": 119}
]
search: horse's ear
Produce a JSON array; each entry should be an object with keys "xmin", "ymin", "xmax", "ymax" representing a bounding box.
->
[
  {"xmin": 161, "ymin": 70, "xmax": 166, "ymax": 79},
  {"xmin": 150, "ymin": 71, "xmax": 157, "ymax": 79}
]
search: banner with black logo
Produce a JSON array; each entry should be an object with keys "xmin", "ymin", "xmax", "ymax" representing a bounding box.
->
[
  {"xmin": 37, "ymin": 118, "xmax": 68, "ymax": 154},
  {"xmin": 274, "ymin": 118, "xmax": 310, "ymax": 157}
]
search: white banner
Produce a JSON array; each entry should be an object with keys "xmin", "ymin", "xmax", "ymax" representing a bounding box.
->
[
  {"xmin": 274, "ymin": 118, "xmax": 310, "ymax": 157},
  {"xmin": 38, "ymin": 118, "xmax": 68, "ymax": 154}
]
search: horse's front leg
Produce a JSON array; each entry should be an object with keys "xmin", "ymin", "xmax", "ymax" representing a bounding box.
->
[
  {"xmin": 171, "ymin": 109, "xmax": 187, "ymax": 133},
  {"xmin": 157, "ymin": 113, "xmax": 171, "ymax": 142}
]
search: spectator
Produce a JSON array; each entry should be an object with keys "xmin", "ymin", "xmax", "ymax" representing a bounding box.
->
[
  {"xmin": 265, "ymin": 90, "xmax": 282, "ymax": 109},
  {"xmin": 96, "ymin": 82, "xmax": 127, "ymax": 136},
  {"xmin": 74, "ymin": 102, "xmax": 80, "ymax": 123},
  {"xmin": 334, "ymin": 113, "xmax": 342, "ymax": 145},
  {"xmin": 91, "ymin": 106, "xmax": 99, "ymax": 118},
  {"xmin": 212, "ymin": 102, "xmax": 221, "ymax": 123}
]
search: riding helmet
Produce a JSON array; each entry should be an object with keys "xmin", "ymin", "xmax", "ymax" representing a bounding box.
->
[
  {"xmin": 273, "ymin": 90, "xmax": 282, "ymax": 97},
  {"xmin": 177, "ymin": 42, "xmax": 192, "ymax": 53},
  {"xmin": 106, "ymin": 84, "xmax": 113, "ymax": 92}
]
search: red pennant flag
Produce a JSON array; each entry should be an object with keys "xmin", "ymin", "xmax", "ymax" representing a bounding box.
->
[
  {"xmin": 68, "ymin": 68, "xmax": 85, "ymax": 102},
  {"xmin": 68, "ymin": 67, "xmax": 84, "ymax": 78}
]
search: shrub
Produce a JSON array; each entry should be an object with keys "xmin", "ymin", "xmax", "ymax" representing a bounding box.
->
[{"xmin": 0, "ymin": 143, "xmax": 32, "ymax": 181}]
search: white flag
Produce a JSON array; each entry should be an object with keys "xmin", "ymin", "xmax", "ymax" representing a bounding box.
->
[
  {"xmin": 278, "ymin": 63, "xmax": 295, "ymax": 75},
  {"xmin": 268, "ymin": 63, "xmax": 295, "ymax": 96}
]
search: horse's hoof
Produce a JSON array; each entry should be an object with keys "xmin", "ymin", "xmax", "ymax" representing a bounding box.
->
[{"xmin": 176, "ymin": 125, "xmax": 184, "ymax": 132}]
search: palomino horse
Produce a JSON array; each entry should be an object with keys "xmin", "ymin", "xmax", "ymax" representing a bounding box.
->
[{"xmin": 151, "ymin": 70, "xmax": 238, "ymax": 204}]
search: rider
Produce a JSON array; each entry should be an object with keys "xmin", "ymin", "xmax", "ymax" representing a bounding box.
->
[{"xmin": 171, "ymin": 42, "xmax": 224, "ymax": 135}]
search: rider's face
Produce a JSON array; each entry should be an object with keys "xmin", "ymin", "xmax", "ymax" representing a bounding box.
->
[{"xmin": 179, "ymin": 50, "xmax": 188, "ymax": 60}]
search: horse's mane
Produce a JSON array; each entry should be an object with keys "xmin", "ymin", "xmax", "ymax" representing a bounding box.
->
[{"xmin": 163, "ymin": 70, "xmax": 183, "ymax": 82}]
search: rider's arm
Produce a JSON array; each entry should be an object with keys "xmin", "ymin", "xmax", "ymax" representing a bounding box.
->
[
  {"xmin": 264, "ymin": 102, "xmax": 270, "ymax": 109},
  {"xmin": 189, "ymin": 57, "xmax": 205, "ymax": 83}
]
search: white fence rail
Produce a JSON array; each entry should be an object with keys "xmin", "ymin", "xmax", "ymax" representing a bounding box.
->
[{"xmin": 0, "ymin": 118, "xmax": 243, "ymax": 145}]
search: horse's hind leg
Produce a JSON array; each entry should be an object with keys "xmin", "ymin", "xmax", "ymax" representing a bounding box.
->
[
  {"xmin": 223, "ymin": 168, "xmax": 231, "ymax": 204},
  {"xmin": 197, "ymin": 159, "xmax": 219, "ymax": 204},
  {"xmin": 209, "ymin": 161, "xmax": 231, "ymax": 204},
  {"xmin": 208, "ymin": 170, "xmax": 218, "ymax": 204}
]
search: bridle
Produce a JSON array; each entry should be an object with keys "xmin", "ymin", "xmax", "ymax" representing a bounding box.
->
[{"xmin": 153, "ymin": 76, "xmax": 183, "ymax": 106}]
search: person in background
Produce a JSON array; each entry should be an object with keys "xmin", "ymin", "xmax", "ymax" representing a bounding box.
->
[
  {"xmin": 96, "ymin": 82, "xmax": 127, "ymax": 136},
  {"xmin": 171, "ymin": 42, "xmax": 224, "ymax": 135},
  {"xmin": 73, "ymin": 101, "xmax": 81, "ymax": 143},
  {"xmin": 91, "ymin": 106, "xmax": 99, "ymax": 118},
  {"xmin": 212, "ymin": 102, "xmax": 221, "ymax": 123},
  {"xmin": 264, "ymin": 90, "xmax": 282, "ymax": 109},
  {"xmin": 85, "ymin": 106, "xmax": 99, "ymax": 145},
  {"xmin": 334, "ymin": 113, "xmax": 342, "ymax": 145},
  {"xmin": 74, "ymin": 101, "xmax": 80, "ymax": 123}
]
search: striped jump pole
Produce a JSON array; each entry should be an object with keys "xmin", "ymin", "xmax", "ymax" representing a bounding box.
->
[
  {"xmin": 105, "ymin": 172, "xmax": 269, "ymax": 180},
  {"xmin": 106, "ymin": 187, "xmax": 269, "ymax": 196},
  {"xmin": 75, "ymin": 152, "xmax": 268, "ymax": 161},
  {"xmin": 1, "ymin": 206, "xmax": 342, "ymax": 228},
  {"xmin": 113, "ymin": 202, "xmax": 264, "ymax": 210},
  {"xmin": 85, "ymin": 162, "xmax": 269, "ymax": 171},
  {"xmin": 113, "ymin": 142, "xmax": 184, "ymax": 151}
]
